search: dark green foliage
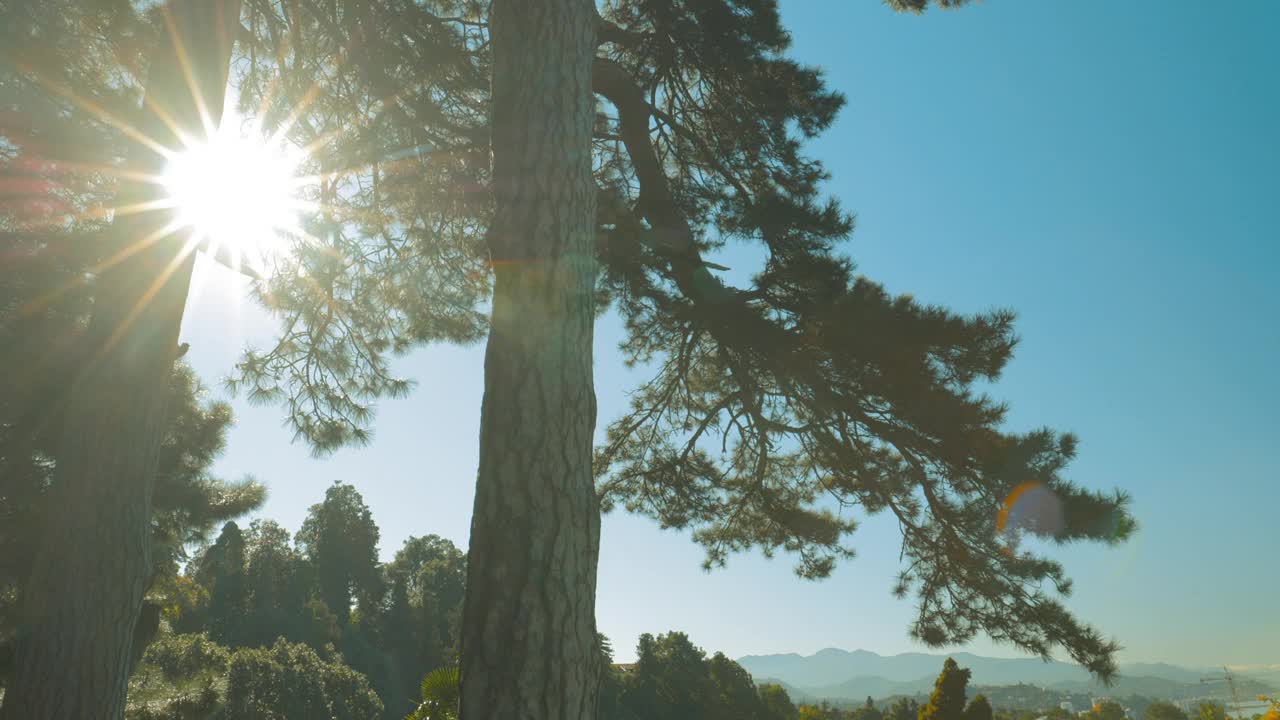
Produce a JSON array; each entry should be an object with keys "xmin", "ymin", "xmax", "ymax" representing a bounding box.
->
[
  {"xmin": 179, "ymin": 518, "xmax": 338, "ymax": 651},
  {"xmin": 148, "ymin": 377, "xmax": 268, "ymax": 573},
  {"xmin": 246, "ymin": 519, "xmax": 323, "ymax": 645},
  {"xmin": 181, "ymin": 522, "xmax": 249, "ymax": 641},
  {"xmin": 1196, "ymin": 702, "xmax": 1227, "ymax": 720},
  {"xmin": 1092, "ymin": 701, "xmax": 1127, "ymax": 720},
  {"xmin": 297, "ymin": 481, "xmax": 383, "ymax": 626},
  {"xmin": 599, "ymin": 635, "xmax": 625, "ymax": 719},
  {"xmin": 126, "ymin": 631, "xmax": 389, "ymax": 719},
  {"xmin": 228, "ymin": 0, "xmax": 1133, "ymax": 679},
  {"xmin": 761, "ymin": 684, "xmax": 801, "ymax": 720},
  {"xmin": 221, "ymin": 638, "xmax": 384, "ymax": 720},
  {"xmin": 920, "ymin": 659, "xmax": 973, "ymax": 720},
  {"xmin": 799, "ymin": 703, "xmax": 847, "ymax": 720},
  {"xmin": 707, "ymin": 651, "xmax": 785, "ymax": 720},
  {"xmin": 854, "ymin": 697, "xmax": 886, "ymax": 720},
  {"xmin": 965, "ymin": 695, "xmax": 994, "ymax": 720},
  {"xmin": 168, "ymin": 490, "xmax": 466, "ymax": 719},
  {"xmin": 127, "ymin": 633, "xmax": 228, "ymax": 720},
  {"xmin": 604, "ymin": 632, "xmax": 794, "ymax": 720},
  {"xmin": 141, "ymin": 633, "xmax": 230, "ymax": 686},
  {"xmin": 1147, "ymin": 701, "xmax": 1190, "ymax": 720},
  {"xmin": 376, "ymin": 535, "xmax": 467, "ymax": 716},
  {"xmin": 892, "ymin": 698, "xmax": 924, "ymax": 720},
  {"xmin": 625, "ymin": 632, "xmax": 717, "ymax": 720}
]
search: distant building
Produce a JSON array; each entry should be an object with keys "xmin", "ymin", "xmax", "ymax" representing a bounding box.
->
[{"xmin": 1061, "ymin": 702, "xmax": 1075, "ymax": 714}]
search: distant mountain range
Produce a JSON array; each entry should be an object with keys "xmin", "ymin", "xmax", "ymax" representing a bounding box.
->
[{"xmin": 736, "ymin": 649, "xmax": 1277, "ymax": 704}]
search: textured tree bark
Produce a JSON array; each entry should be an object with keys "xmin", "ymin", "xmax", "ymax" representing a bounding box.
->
[
  {"xmin": 459, "ymin": 1, "xmax": 601, "ymax": 719},
  {"xmin": 0, "ymin": 3, "xmax": 240, "ymax": 718}
]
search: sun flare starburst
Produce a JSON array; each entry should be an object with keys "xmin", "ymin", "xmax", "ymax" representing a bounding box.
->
[{"xmin": 160, "ymin": 112, "xmax": 310, "ymax": 273}]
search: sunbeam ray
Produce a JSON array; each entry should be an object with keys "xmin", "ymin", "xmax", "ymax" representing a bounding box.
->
[{"xmin": 101, "ymin": 230, "xmax": 203, "ymax": 357}]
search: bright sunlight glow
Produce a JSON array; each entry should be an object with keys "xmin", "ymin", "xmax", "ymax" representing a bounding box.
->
[{"xmin": 160, "ymin": 112, "xmax": 308, "ymax": 273}]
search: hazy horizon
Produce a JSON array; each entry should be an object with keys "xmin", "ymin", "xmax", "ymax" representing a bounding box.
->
[{"xmin": 733, "ymin": 646, "xmax": 1278, "ymax": 673}]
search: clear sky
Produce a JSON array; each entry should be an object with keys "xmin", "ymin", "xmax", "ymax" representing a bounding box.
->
[{"xmin": 180, "ymin": 0, "xmax": 1279, "ymax": 667}]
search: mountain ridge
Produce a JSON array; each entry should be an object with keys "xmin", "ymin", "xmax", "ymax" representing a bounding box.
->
[{"xmin": 735, "ymin": 648, "xmax": 1276, "ymax": 702}]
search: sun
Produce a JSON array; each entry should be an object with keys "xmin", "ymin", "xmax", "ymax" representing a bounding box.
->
[{"xmin": 160, "ymin": 111, "xmax": 308, "ymax": 273}]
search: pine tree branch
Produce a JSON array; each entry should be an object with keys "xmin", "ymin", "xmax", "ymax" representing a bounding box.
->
[
  {"xmin": 595, "ymin": 11, "xmax": 649, "ymax": 49},
  {"xmin": 592, "ymin": 56, "xmax": 732, "ymax": 304}
]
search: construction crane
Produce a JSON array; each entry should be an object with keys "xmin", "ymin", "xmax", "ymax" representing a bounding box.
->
[
  {"xmin": 1200, "ymin": 667, "xmax": 1246, "ymax": 717},
  {"xmin": 1201, "ymin": 666, "xmax": 1243, "ymax": 708}
]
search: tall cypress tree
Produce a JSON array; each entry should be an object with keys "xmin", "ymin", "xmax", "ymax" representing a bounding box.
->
[
  {"xmin": 196, "ymin": 522, "xmax": 251, "ymax": 646},
  {"xmin": 296, "ymin": 481, "xmax": 383, "ymax": 627},
  {"xmin": 919, "ymin": 658, "xmax": 972, "ymax": 720}
]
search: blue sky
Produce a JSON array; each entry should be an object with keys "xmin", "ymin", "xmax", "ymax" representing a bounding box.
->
[{"xmin": 180, "ymin": 0, "xmax": 1279, "ymax": 666}]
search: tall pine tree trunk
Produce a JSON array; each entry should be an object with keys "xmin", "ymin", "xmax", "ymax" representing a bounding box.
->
[
  {"xmin": 0, "ymin": 3, "xmax": 240, "ymax": 718},
  {"xmin": 460, "ymin": 1, "xmax": 601, "ymax": 718}
]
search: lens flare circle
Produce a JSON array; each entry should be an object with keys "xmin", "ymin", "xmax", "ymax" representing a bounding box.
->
[
  {"xmin": 160, "ymin": 113, "xmax": 303, "ymax": 268},
  {"xmin": 997, "ymin": 481, "xmax": 1065, "ymax": 540}
]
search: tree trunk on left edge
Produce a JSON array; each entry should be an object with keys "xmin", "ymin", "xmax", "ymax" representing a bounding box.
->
[
  {"xmin": 0, "ymin": 3, "xmax": 240, "ymax": 718},
  {"xmin": 459, "ymin": 1, "xmax": 601, "ymax": 718}
]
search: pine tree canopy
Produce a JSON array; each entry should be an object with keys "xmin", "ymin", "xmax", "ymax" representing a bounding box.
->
[
  {"xmin": 0, "ymin": 0, "xmax": 1136, "ymax": 684},
  {"xmin": 218, "ymin": 0, "xmax": 1137, "ymax": 678}
]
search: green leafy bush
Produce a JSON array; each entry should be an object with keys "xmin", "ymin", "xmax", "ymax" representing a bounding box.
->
[{"xmin": 222, "ymin": 638, "xmax": 383, "ymax": 720}]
